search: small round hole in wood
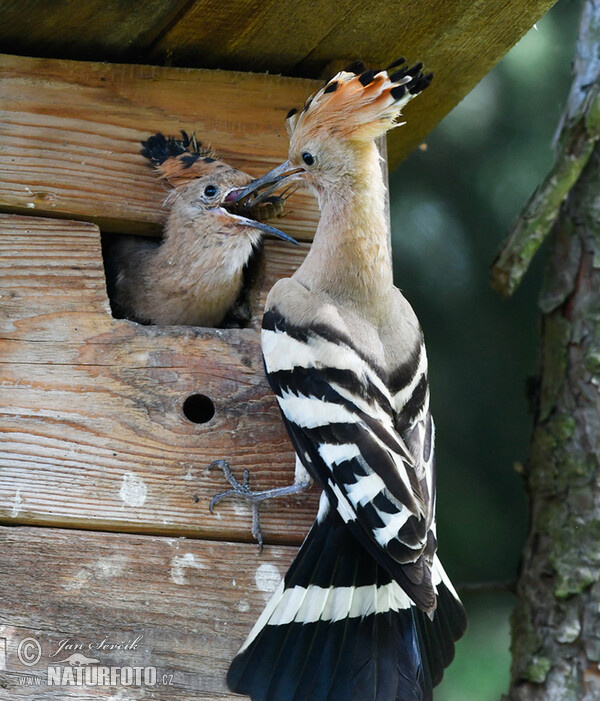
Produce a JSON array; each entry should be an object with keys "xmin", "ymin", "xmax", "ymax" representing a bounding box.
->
[{"xmin": 183, "ymin": 394, "xmax": 215, "ymax": 424}]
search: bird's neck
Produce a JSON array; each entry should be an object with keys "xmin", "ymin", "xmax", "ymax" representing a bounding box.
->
[
  {"xmin": 156, "ymin": 220, "xmax": 259, "ymax": 285},
  {"xmin": 294, "ymin": 142, "xmax": 393, "ymax": 316}
]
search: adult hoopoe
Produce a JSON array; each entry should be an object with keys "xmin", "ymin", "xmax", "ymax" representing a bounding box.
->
[
  {"xmin": 213, "ymin": 59, "xmax": 467, "ymax": 700},
  {"xmin": 107, "ymin": 131, "xmax": 296, "ymax": 327}
]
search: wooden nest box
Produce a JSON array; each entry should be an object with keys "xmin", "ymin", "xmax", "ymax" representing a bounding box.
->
[{"xmin": 0, "ymin": 54, "xmax": 327, "ymax": 694}]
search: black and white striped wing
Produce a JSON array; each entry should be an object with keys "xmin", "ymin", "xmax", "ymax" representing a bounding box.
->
[
  {"xmin": 391, "ymin": 338, "xmax": 437, "ymax": 536},
  {"xmin": 262, "ymin": 308, "xmax": 436, "ymax": 610}
]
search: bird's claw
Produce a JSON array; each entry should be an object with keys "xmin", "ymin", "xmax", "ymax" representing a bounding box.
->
[
  {"xmin": 207, "ymin": 460, "xmax": 265, "ymax": 551},
  {"xmin": 208, "ymin": 460, "xmax": 312, "ymax": 552}
]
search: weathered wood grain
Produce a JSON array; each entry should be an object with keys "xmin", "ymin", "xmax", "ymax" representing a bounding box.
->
[
  {"xmin": 0, "ymin": 524, "xmax": 296, "ymax": 698},
  {"xmin": 0, "ymin": 1, "xmax": 557, "ymax": 168},
  {"xmin": 0, "ymin": 0, "xmax": 189, "ymax": 63},
  {"xmin": 146, "ymin": 0, "xmax": 560, "ymax": 166},
  {"xmin": 0, "ymin": 213, "xmax": 319, "ymax": 543},
  {"xmin": 0, "ymin": 53, "xmax": 320, "ymax": 238}
]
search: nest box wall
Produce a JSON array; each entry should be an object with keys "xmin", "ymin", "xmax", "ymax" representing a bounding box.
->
[
  {"xmin": 0, "ymin": 54, "xmax": 327, "ymax": 544},
  {"xmin": 0, "ymin": 51, "xmax": 397, "ymax": 699}
]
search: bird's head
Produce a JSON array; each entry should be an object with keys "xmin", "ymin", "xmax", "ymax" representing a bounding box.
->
[
  {"xmin": 231, "ymin": 59, "xmax": 432, "ymax": 204},
  {"xmin": 165, "ymin": 160, "xmax": 298, "ymax": 245},
  {"xmin": 140, "ymin": 131, "xmax": 297, "ymax": 245}
]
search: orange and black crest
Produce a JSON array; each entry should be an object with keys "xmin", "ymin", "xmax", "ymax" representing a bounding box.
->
[
  {"xmin": 140, "ymin": 131, "xmax": 218, "ymax": 188},
  {"xmin": 285, "ymin": 58, "xmax": 433, "ymax": 143}
]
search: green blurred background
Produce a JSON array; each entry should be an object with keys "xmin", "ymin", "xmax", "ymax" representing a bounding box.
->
[{"xmin": 388, "ymin": 1, "xmax": 581, "ymax": 697}]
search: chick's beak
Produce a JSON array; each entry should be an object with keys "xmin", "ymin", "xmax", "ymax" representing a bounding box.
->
[
  {"xmin": 225, "ymin": 161, "xmax": 303, "ymax": 207},
  {"xmin": 215, "ymin": 208, "xmax": 298, "ymax": 245}
]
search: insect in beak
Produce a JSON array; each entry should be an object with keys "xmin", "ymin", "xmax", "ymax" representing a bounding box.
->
[{"xmin": 225, "ymin": 161, "xmax": 303, "ymax": 208}]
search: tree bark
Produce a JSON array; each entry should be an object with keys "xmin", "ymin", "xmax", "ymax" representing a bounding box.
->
[
  {"xmin": 492, "ymin": 4, "xmax": 600, "ymax": 697},
  {"xmin": 508, "ymin": 140, "xmax": 600, "ymax": 700},
  {"xmin": 491, "ymin": 0, "xmax": 600, "ymax": 298}
]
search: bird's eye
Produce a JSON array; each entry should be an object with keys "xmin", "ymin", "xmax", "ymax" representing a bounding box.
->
[
  {"xmin": 302, "ymin": 152, "xmax": 315, "ymax": 166},
  {"xmin": 204, "ymin": 184, "xmax": 218, "ymax": 198}
]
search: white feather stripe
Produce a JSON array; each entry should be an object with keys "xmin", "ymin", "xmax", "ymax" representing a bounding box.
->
[
  {"xmin": 316, "ymin": 491, "xmax": 331, "ymax": 523},
  {"xmin": 389, "ymin": 580, "xmax": 415, "ymax": 611},
  {"xmin": 423, "ymin": 416, "xmax": 435, "ymax": 508},
  {"xmin": 262, "ymin": 328, "xmax": 316, "ymax": 371},
  {"xmin": 294, "ymin": 454, "xmax": 312, "ymax": 485},
  {"xmin": 432, "ymin": 555, "xmax": 460, "ymax": 600},
  {"xmin": 277, "ymin": 391, "xmax": 359, "ymax": 429},
  {"xmin": 267, "ymin": 585, "xmax": 310, "ymax": 626},
  {"xmin": 377, "ymin": 579, "xmax": 392, "ymax": 614},
  {"xmin": 329, "ymin": 481, "xmax": 356, "ymax": 523},
  {"xmin": 424, "ymin": 420, "xmax": 433, "ymax": 476},
  {"xmin": 321, "ymin": 584, "xmax": 355, "ymax": 622},
  {"xmin": 329, "ymin": 380, "xmax": 394, "ymax": 426},
  {"xmin": 349, "ymin": 583, "xmax": 377, "ymax": 617},
  {"xmin": 318, "ymin": 442, "xmax": 362, "ymax": 466},
  {"xmin": 266, "ymin": 583, "xmax": 414, "ymax": 628},
  {"xmin": 346, "ymin": 472, "xmax": 386, "ymax": 507},
  {"xmin": 411, "ymin": 421, "xmax": 427, "ymax": 481},
  {"xmin": 372, "ymin": 508, "xmax": 413, "ymax": 547},
  {"xmin": 261, "ymin": 328, "xmax": 391, "ymax": 403},
  {"xmin": 391, "ymin": 343, "xmax": 428, "ymax": 412},
  {"xmin": 239, "ymin": 563, "xmax": 423, "ymax": 653},
  {"xmin": 295, "ymin": 585, "xmax": 333, "ymax": 624},
  {"xmin": 349, "ymin": 581, "xmax": 414, "ymax": 617}
]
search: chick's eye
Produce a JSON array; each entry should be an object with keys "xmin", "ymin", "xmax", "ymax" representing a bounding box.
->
[
  {"xmin": 204, "ymin": 184, "xmax": 218, "ymax": 198},
  {"xmin": 302, "ymin": 151, "xmax": 315, "ymax": 166}
]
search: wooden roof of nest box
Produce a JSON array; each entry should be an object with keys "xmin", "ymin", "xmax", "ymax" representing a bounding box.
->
[{"xmin": 0, "ymin": 0, "xmax": 557, "ymax": 167}]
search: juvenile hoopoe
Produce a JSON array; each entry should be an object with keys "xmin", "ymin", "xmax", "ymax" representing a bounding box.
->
[
  {"xmin": 212, "ymin": 59, "xmax": 466, "ymax": 700},
  {"xmin": 107, "ymin": 132, "xmax": 295, "ymax": 327}
]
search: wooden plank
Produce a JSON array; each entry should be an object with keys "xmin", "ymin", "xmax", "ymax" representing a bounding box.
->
[
  {"xmin": 0, "ymin": 213, "xmax": 319, "ymax": 543},
  {"xmin": 0, "ymin": 0, "xmax": 188, "ymax": 63},
  {"xmin": 148, "ymin": 0, "xmax": 344, "ymax": 74},
  {"xmin": 0, "ymin": 2, "xmax": 557, "ymax": 169},
  {"xmin": 0, "ymin": 525, "xmax": 296, "ymax": 698},
  {"xmin": 250, "ymin": 239, "xmax": 311, "ymax": 326},
  {"xmin": 150, "ymin": 0, "xmax": 559, "ymax": 166},
  {"xmin": 0, "ymin": 53, "xmax": 321, "ymax": 239}
]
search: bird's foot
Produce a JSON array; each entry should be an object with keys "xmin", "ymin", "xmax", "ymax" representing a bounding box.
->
[{"xmin": 208, "ymin": 459, "xmax": 311, "ymax": 551}]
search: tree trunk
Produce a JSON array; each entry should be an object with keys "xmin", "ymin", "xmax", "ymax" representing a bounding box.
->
[
  {"xmin": 494, "ymin": 3, "xmax": 600, "ymax": 697},
  {"xmin": 508, "ymin": 140, "xmax": 600, "ymax": 699}
]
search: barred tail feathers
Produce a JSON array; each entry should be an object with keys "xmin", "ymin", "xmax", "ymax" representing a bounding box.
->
[{"xmin": 227, "ymin": 496, "xmax": 465, "ymax": 701}]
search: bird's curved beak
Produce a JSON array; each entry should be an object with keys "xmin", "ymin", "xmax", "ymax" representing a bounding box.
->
[
  {"xmin": 219, "ymin": 209, "xmax": 299, "ymax": 245},
  {"xmin": 218, "ymin": 160, "xmax": 302, "ymax": 245},
  {"xmin": 225, "ymin": 161, "xmax": 303, "ymax": 207}
]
